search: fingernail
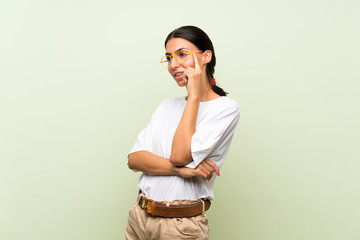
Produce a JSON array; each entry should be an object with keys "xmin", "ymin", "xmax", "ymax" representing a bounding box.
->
[{"xmin": 217, "ymin": 172, "xmax": 220, "ymax": 176}]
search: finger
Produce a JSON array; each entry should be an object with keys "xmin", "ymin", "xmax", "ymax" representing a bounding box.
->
[
  {"xmin": 193, "ymin": 52, "xmax": 201, "ymax": 70},
  {"xmin": 182, "ymin": 72, "xmax": 188, "ymax": 84},
  {"xmin": 204, "ymin": 159, "xmax": 220, "ymax": 176},
  {"xmin": 198, "ymin": 164, "xmax": 211, "ymax": 176},
  {"xmin": 201, "ymin": 162, "xmax": 214, "ymax": 173},
  {"xmin": 200, "ymin": 171, "xmax": 208, "ymax": 180},
  {"xmin": 183, "ymin": 68, "xmax": 195, "ymax": 83},
  {"xmin": 195, "ymin": 168, "xmax": 208, "ymax": 179},
  {"xmin": 207, "ymin": 173, "xmax": 213, "ymax": 181}
]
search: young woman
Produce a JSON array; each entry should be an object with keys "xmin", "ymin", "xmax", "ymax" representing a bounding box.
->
[{"xmin": 126, "ymin": 26, "xmax": 240, "ymax": 240}]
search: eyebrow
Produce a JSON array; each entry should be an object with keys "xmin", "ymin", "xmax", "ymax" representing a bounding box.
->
[{"xmin": 165, "ymin": 47, "xmax": 189, "ymax": 55}]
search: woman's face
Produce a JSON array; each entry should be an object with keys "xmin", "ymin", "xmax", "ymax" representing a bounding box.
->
[{"xmin": 165, "ymin": 38, "xmax": 205, "ymax": 87}]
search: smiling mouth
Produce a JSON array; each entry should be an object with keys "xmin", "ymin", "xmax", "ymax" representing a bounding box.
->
[{"xmin": 174, "ymin": 72, "xmax": 183, "ymax": 77}]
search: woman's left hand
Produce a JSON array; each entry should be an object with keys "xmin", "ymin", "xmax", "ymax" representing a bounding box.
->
[{"xmin": 178, "ymin": 158, "xmax": 220, "ymax": 181}]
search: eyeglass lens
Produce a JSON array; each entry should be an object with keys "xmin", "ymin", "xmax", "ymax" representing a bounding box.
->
[{"xmin": 161, "ymin": 51, "xmax": 188, "ymax": 68}]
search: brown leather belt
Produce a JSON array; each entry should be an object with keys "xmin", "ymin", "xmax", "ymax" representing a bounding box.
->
[{"xmin": 138, "ymin": 193, "xmax": 211, "ymax": 218}]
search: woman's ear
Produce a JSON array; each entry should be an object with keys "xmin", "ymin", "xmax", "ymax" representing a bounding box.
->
[{"xmin": 203, "ymin": 50, "xmax": 212, "ymax": 64}]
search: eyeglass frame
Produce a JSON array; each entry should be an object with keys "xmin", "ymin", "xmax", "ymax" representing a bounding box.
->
[{"xmin": 160, "ymin": 50, "xmax": 203, "ymax": 69}]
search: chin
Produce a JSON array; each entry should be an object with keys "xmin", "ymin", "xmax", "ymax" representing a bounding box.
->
[
  {"xmin": 177, "ymin": 82, "xmax": 186, "ymax": 87},
  {"xmin": 175, "ymin": 79, "xmax": 187, "ymax": 87}
]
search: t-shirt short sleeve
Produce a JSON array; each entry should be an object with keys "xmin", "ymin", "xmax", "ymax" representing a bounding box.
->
[
  {"xmin": 128, "ymin": 122, "xmax": 152, "ymax": 155},
  {"xmin": 187, "ymin": 100, "xmax": 240, "ymax": 168},
  {"xmin": 128, "ymin": 100, "xmax": 165, "ymax": 155}
]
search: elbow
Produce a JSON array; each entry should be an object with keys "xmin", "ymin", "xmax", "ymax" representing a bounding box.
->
[
  {"xmin": 169, "ymin": 157, "xmax": 182, "ymax": 166},
  {"xmin": 169, "ymin": 153, "xmax": 192, "ymax": 167},
  {"xmin": 127, "ymin": 154, "xmax": 136, "ymax": 170}
]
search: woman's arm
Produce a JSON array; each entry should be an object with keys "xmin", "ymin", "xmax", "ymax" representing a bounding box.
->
[
  {"xmin": 178, "ymin": 158, "xmax": 220, "ymax": 180},
  {"xmin": 128, "ymin": 151, "xmax": 180, "ymax": 176},
  {"xmin": 169, "ymin": 97, "xmax": 199, "ymax": 166},
  {"xmin": 128, "ymin": 151, "xmax": 219, "ymax": 179},
  {"xmin": 170, "ymin": 53, "xmax": 203, "ymax": 166}
]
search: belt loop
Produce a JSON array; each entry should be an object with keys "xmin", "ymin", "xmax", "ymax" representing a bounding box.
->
[
  {"xmin": 137, "ymin": 190, "xmax": 142, "ymax": 202},
  {"xmin": 200, "ymin": 199, "xmax": 205, "ymax": 214}
]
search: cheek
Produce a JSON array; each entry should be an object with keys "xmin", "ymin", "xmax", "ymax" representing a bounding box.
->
[{"xmin": 185, "ymin": 59, "xmax": 195, "ymax": 68}]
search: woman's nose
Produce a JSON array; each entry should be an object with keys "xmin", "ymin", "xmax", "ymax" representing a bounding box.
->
[{"xmin": 169, "ymin": 57, "xmax": 180, "ymax": 68}]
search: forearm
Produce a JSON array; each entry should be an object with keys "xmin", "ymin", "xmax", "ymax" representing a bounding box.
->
[
  {"xmin": 170, "ymin": 96, "xmax": 200, "ymax": 166},
  {"xmin": 128, "ymin": 150, "xmax": 182, "ymax": 175},
  {"xmin": 128, "ymin": 151, "xmax": 219, "ymax": 181}
]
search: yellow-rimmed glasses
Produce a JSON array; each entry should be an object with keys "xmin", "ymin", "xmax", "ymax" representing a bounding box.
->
[{"xmin": 160, "ymin": 50, "xmax": 202, "ymax": 68}]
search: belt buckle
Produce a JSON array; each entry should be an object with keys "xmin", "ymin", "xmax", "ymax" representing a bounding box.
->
[
  {"xmin": 138, "ymin": 196, "xmax": 154, "ymax": 216},
  {"xmin": 138, "ymin": 196, "xmax": 147, "ymax": 209},
  {"xmin": 145, "ymin": 199, "xmax": 154, "ymax": 216}
]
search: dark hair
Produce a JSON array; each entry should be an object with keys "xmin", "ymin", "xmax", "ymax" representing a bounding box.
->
[{"xmin": 165, "ymin": 25, "xmax": 228, "ymax": 96}]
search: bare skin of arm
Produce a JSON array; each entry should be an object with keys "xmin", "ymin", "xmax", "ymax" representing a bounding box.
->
[
  {"xmin": 170, "ymin": 52, "xmax": 205, "ymax": 166},
  {"xmin": 128, "ymin": 151, "xmax": 219, "ymax": 180},
  {"xmin": 169, "ymin": 97, "xmax": 199, "ymax": 166},
  {"xmin": 128, "ymin": 151, "xmax": 180, "ymax": 176}
]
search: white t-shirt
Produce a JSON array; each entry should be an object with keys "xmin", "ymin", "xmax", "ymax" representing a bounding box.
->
[{"xmin": 129, "ymin": 96, "xmax": 240, "ymax": 201}]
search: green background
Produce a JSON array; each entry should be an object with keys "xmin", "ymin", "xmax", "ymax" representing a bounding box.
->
[{"xmin": 1, "ymin": 0, "xmax": 359, "ymax": 239}]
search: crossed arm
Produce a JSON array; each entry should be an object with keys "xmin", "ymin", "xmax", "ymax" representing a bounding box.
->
[
  {"xmin": 128, "ymin": 150, "xmax": 219, "ymax": 180},
  {"xmin": 127, "ymin": 97, "xmax": 219, "ymax": 180}
]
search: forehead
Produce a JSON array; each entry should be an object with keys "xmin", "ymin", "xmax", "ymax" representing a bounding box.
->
[{"xmin": 165, "ymin": 38, "xmax": 198, "ymax": 53}]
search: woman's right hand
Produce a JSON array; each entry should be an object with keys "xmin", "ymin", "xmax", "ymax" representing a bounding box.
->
[
  {"xmin": 178, "ymin": 159, "xmax": 220, "ymax": 181},
  {"xmin": 183, "ymin": 52, "xmax": 203, "ymax": 98}
]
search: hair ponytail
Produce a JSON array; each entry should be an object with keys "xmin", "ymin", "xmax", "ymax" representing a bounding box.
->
[{"xmin": 211, "ymin": 84, "xmax": 227, "ymax": 96}]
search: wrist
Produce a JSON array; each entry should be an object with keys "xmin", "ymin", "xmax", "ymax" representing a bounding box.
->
[
  {"xmin": 186, "ymin": 95, "xmax": 200, "ymax": 103},
  {"xmin": 173, "ymin": 166, "xmax": 182, "ymax": 176}
]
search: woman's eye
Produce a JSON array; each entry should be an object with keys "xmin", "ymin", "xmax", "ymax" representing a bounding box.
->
[
  {"xmin": 166, "ymin": 56, "xmax": 171, "ymax": 61},
  {"xmin": 177, "ymin": 52, "xmax": 187, "ymax": 60}
]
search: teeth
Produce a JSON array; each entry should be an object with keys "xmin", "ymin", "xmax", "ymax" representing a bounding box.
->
[{"xmin": 175, "ymin": 73, "xmax": 182, "ymax": 76}]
